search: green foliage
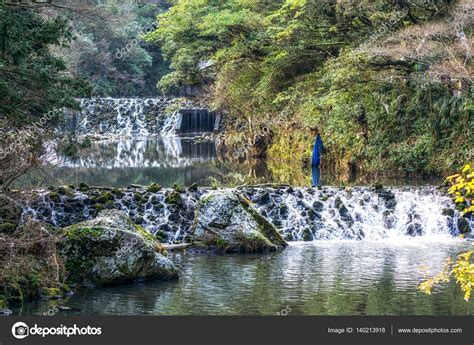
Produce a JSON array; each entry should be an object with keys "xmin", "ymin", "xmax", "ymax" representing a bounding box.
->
[
  {"xmin": 0, "ymin": 5, "xmax": 88, "ymax": 127},
  {"xmin": 444, "ymin": 164, "xmax": 474, "ymax": 215},
  {"xmin": 148, "ymin": 0, "xmax": 469, "ymax": 177},
  {"xmin": 419, "ymin": 250, "xmax": 474, "ymax": 301},
  {"xmin": 59, "ymin": 1, "xmax": 170, "ymax": 96}
]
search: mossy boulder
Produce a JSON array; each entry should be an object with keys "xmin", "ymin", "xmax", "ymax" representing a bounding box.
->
[
  {"xmin": 78, "ymin": 182, "xmax": 90, "ymax": 191},
  {"xmin": 61, "ymin": 210, "xmax": 178, "ymax": 286},
  {"xmin": 49, "ymin": 192, "xmax": 61, "ymax": 203},
  {"xmin": 96, "ymin": 192, "xmax": 114, "ymax": 204},
  {"xmin": 57, "ymin": 186, "xmax": 75, "ymax": 197},
  {"xmin": 458, "ymin": 217, "xmax": 471, "ymax": 235},
  {"xmin": 147, "ymin": 183, "xmax": 161, "ymax": 193},
  {"xmin": 165, "ymin": 190, "xmax": 182, "ymax": 205},
  {"xmin": 188, "ymin": 183, "xmax": 198, "ymax": 192},
  {"xmin": 192, "ymin": 190, "xmax": 287, "ymax": 253},
  {"xmin": 441, "ymin": 208, "xmax": 455, "ymax": 218}
]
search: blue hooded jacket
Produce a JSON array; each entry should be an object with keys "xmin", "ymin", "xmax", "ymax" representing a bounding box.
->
[{"xmin": 311, "ymin": 134, "xmax": 324, "ymax": 167}]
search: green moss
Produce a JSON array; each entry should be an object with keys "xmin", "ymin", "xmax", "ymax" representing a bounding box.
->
[
  {"xmin": 188, "ymin": 183, "xmax": 198, "ymax": 192},
  {"xmin": 133, "ymin": 193, "xmax": 144, "ymax": 203},
  {"xmin": 96, "ymin": 192, "xmax": 114, "ymax": 204},
  {"xmin": 239, "ymin": 195, "xmax": 287, "ymax": 248},
  {"xmin": 173, "ymin": 184, "xmax": 184, "ymax": 193},
  {"xmin": 111, "ymin": 188, "xmax": 125, "ymax": 198},
  {"xmin": 0, "ymin": 221, "xmax": 17, "ymax": 234},
  {"xmin": 57, "ymin": 186, "xmax": 75, "ymax": 197},
  {"xmin": 155, "ymin": 230, "xmax": 167, "ymax": 242},
  {"xmin": 118, "ymin": 264, "xmax": 132, "ymax": 275},
  {"xmin": 62, "ymin": 225, "xmax": 104, "ymax": 284},
  {"xmin": 49, "ymin": 192, "xmax": 61, "ymax": 203},
  {"xmin": 133, "ymin": 223, "xmax": 156, "ymax": 243},
  {"xmin": 165, "ymin": 190, "xmax": 182, "ymax": 205},
  {"xmin": 64, "ymin": 226, "xmax": 103, "ymax": 241},
  {"xmin": 40, "ymin": 287, "xmax": 62, "ymax": 298},
  {"xmin": 320, "ymin": 195, "xmax": 329, "ymax": 201},
  {"xmin": 234, "ymin": 232, "xmax": 274, "ymax": 252},
  {"xmin": 78, "ymin": 182, "xmax": 89, "ymax": 191},
  {"xmin": 147, "ymin": 183, "xmax": 161, "ymax": 193},
  {"xmin": 215, "ymin": 238, "xmax": 229, "ymax": 251},
  {"xmin": 94, "ymin": 204, "xmax": 103, "ymax": 213},
  {"xmin": 458, "ymin": 217, "xmax": 471, "ymax": 235},
  {"xmin": 372, "ymin": 182, "xmax": 384, "ymax": 191},
  {"xmin": 61, "ymin": 284, "xmax": 71, "ymax": 294}
]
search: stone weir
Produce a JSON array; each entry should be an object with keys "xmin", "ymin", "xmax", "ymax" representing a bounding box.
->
[
  {"xmin": 19, "ymin": 185, "xmax": 472, "ymax": 244},
  {"xmin": 67, "ymin": 98, "xmax": 220, "ymax": 137}
]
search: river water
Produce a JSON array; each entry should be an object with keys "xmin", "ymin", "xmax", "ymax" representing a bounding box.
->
[
  {"xmin": 19, "ymin": 137, "xmax": 439, "ymax": 189},
  {"xmin": 15, "ymin": 241, "xmax": 473, "ymax": 316},
  {"xmin": 11, "ymin": 98, "xmax": 473, "ymax": 316}
]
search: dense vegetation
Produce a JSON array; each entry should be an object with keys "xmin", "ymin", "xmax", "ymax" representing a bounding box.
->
[
  {"xmin": 0, "ymin": 1, "xmax": 89, "ymax": 190},
  {"xmin": 56, "ymin": 0, "xmax": 170, "ymax": 96},
  {"xmin": 0, "ymin": 0, "xmax": 173, "ymax": 191},
  {"xmin": 147, "ymin": 0, "xmax": 473, "ymax": 179}
]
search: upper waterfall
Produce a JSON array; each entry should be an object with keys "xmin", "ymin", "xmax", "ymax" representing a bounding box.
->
[{"xmin": 68, "ymin": 98, "xmax": 220, "ymax": 137}]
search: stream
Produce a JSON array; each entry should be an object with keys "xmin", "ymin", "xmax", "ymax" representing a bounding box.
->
[
  {"xmin": 12, "ymin": 98, "xmax": 474, "ymax": 315},
  {"xmin": 15, "ymin": 241, "xmax": 474, "ymax": 316}
]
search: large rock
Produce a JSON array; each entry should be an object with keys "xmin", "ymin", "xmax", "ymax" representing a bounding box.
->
[
  {"xmin": 61, "ymin": 210, "xmax": 178, "ymax": 286},
  {"xmin": 192, "ymin": 190, "xmax": 287, "ymax": 252}
]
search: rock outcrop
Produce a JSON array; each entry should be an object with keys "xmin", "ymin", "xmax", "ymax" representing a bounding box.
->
[
  {"xmin": 61, "ymin": 210, "xmax": 178, "ymax": 286},
  {"xmin": 192, "ymin": 190, "xmax": 287, "ymax": 252}
]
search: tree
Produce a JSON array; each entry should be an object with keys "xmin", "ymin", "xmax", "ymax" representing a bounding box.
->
[{"xmin": 0, "ymin": 2, "xmax": 89, "ymax": 189}]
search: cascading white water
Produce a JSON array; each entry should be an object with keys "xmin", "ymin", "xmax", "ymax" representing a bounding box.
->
[
  {"xmin": 70, "ymin": 98, "xmax": 216, "ymax": 138},
  {"xmin": 73, "ymin": 97, "xmax": 176, "ymax": 137},
  {"xmin": 248, "ymin": 187, "xmax": 468, "ymax": 242},
  {"xmin": 160, "ymin": 110, "xmax": 181, "ymax": 136},
  {"xmin": 22, "ymin": 186, "xmax": 471, "ymax": 244}
]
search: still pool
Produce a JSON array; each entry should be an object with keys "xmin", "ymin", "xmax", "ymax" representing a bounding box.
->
[{"xmin": 14, "ymin": 241, "xmax": 474, "ymax": 316}]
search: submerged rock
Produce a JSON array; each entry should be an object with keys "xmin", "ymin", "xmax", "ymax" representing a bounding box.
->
[
  {"xmin": 441, "ymin": 208, "xmax": 455, "ymax": 218},
  {"xmin": 301, "ymin": 228, "xmax": 313, "ymax": 241},
  {"xmin": 406, "ymin": 222, "xmax": 423, "ymax": 236},
  {"xmin": 458, "ymin": 217, "xmax": 471, "ymax": 235},
  {"xmin": 61, "ymin": 210, "xmax": 178, "ymax": 286},
  {"xmin": 312, "ymin": 200, "xmax": 324, "ymax": 212},
  {"xmin": 256, "ymin": 192, "xmax": 271, "ymax": 205},
  {"xmin": 334, "ymin": 196, "xmax": 354, "ymax": 226},
  {"xmin": 192, "ymin": 190, "xmax": 287, "ymax": 252}
]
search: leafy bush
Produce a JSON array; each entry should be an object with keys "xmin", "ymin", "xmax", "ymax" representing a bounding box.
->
[{"xmin": 445, "ymin": 164, "xmax": 474, "ymax": 215}]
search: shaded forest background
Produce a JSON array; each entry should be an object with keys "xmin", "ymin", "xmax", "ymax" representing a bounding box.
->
[{"xmin": 0, "ymin": 0, "xmax": 473, "ymax": 190}]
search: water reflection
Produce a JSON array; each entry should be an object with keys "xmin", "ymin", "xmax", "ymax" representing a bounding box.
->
[
  {"xmin": 60, "ymin": 137, "xmax": 217, "ymax": 168},
  {"xmin": 19, "ymin": 138, "xmax": 244, "ymax": 188},
  {"xmin": 16, "ymin": 137, "xmax": 443, "ymax": 189},
  {"xmin": 15, "ymin": 241, "xmax": 474, "ymax": 316},
  {"xmin": 311, "ymin": 165, "xmax": 321, "ymax": 186}
]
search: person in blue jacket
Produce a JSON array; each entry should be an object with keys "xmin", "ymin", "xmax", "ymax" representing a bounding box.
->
[{"xmin": 311, "ymin": 128, "xmax": 324, "ymax": 186}]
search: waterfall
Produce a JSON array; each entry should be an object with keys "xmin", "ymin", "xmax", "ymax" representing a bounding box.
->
[
  {"xmin": 21, "ymin": 186, "xmax": 472, "ymax": 244},
  {"xmin": 160, "ymin": 110, "xmax": 181, "ymax": 136},
  {"xmin": 247, "ymin": 187, "xmax": 466, "ymax": 241},
  {"xmin": 69, "ymin": 98, "xmax": 219, "ymax": 137}
]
